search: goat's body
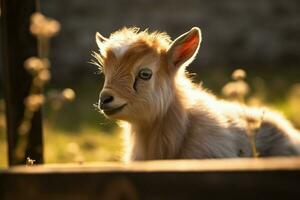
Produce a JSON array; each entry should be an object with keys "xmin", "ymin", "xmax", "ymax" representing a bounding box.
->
[
  {"xmin": 124, "ymin": 86, "xmax": 300, "ymax": 161},
  {"xmin": 94, "ymin": 27, "xmax": 300, "ymax": 161}
]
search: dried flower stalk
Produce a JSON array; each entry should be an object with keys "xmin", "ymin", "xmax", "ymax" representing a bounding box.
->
[
  {"xmin": 244, "ymin": 110, "xmax": 265, "ymax": 157},
  {"xmin": 222, "ymin": 69, "xmax": 250, "ymax": 103}
]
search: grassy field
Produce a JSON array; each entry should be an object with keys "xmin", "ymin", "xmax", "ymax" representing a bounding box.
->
[
  {"xmin": 44, "ymin": 125, "xmax": 122, "ymax": 164},
  {"xmin": 0, "ymin": 124, "xmax": 122, "ymax": 167},
  {"xmin": 0, "ymin": 129, "xmax": 7, "ymax": 167}
]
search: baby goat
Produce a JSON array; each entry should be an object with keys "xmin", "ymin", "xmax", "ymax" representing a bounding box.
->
[{"xmin": 94, "ymin": 27, "xmax": 300, "ymax": 161}]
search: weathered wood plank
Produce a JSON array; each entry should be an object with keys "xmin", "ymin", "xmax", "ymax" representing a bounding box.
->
[
  {"xmin": 2, "ymin": 157, "xmax": 300, "ymax": 173},
  {"xmin": 0, "ymin": 0, "xmax": 43, "ymax": 165},
  {"xmin": 1, "ymin": 158, "xmax": 300, "ymax": 200}
]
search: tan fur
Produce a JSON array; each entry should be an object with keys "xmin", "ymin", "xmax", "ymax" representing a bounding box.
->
[{"xmin": 94, "ymin": 27, "xmax": 300, "ymax": 161}]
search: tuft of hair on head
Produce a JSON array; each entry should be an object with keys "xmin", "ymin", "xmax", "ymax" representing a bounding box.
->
[
  {"xmin": 108, "ymin": 27, "xmax": 172, "ymax": 49},
  {"xmin": 167, "ymin": 27, "xmax": 202, "ymax": 71},
  {"xmin": 94, "ymin": 27, "xmax": 172, "ymax": 57}
]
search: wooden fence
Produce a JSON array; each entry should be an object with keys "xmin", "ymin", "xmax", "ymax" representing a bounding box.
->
[{"xmin": 1, "ymin": 158, "xmax": 300, "ymax": 199}]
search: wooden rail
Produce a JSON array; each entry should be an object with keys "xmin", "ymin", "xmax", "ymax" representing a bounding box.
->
[{"xmin": 1, "ymin": 158, "xmax": 300, "ymax": 200}]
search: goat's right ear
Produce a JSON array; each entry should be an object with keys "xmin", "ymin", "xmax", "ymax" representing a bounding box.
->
[
  {"xmin": 95, "ymin": 32, "xmax": 108, "ymax": 49},
  {"xmin": 167, "ymin": 27, "xmax": 201, "ymax": 70}
]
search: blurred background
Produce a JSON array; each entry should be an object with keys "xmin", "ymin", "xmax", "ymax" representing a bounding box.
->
[{"xmin": 1, "ymin": 0, "xmax": 300, "ymax": 167}]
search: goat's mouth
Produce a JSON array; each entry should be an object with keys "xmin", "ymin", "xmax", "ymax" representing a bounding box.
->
[{"xmin": 102, "ymin": 104, "xmax": 127, "ymax": 116}]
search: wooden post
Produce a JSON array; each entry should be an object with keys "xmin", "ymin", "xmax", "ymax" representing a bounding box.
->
[{"xmin": 0, "ymin": 0, "xmax": 43, "ymax": 165}]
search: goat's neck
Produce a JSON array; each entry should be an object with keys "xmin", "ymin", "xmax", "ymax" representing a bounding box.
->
[{"xmin": 131, "ymin": 92, "xmax": 188, "ymax": 160}]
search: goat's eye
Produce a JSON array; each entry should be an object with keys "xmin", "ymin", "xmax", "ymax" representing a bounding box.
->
[{"xmin": 138, "ymin": 68, "xmax": 152, "ymax": 80}]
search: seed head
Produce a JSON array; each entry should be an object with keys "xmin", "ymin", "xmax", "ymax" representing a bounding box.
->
[
  {"xmin": 62, "ymin": 88, "xmax": 76, "ymax": 101},
  {"xmin": 232, "ymin": 69, "xmax": 246, "ymax": 81},
  {"xmin": 24, "ymin": 94, "xmax": 45, "ymax": 112}
]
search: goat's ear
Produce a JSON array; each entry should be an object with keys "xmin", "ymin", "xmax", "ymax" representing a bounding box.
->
[
  {"xmin": 167, "ymin": 27, "xmax": 201, "ymax": 69},
  {"xmin": 95, "ymin": 32, "xmax": 108, "ymax": 48}
]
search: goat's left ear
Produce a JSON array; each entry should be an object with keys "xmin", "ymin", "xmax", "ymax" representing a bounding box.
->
[
  {"xmin": 167, "ymin": 27, "xmax": 202, "ymax": 69},
  {"xmin": 95, "ymin": 32, "xmax": 108, "ymax": 49}
]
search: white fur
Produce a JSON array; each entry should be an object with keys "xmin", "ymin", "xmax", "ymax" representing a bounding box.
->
[
  {"xmin": 111, "ymin": 41, "xmax": 132, "ymax": 58},
  {"xmin": 101, "ymin": 33, "xmax": 138, "ymax": 58}
]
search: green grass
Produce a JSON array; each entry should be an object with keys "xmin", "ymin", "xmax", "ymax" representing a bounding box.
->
[
  {"xmin": 0, "ymin": 123, "xmax": 122, "ymax": 168},
  {"xmin": 44, "ymin": 124, "xmax": 122, "ymax": 164},
  {"xmin": 0, "ymin": 134, "xmax": 7, "ymax": 167}
]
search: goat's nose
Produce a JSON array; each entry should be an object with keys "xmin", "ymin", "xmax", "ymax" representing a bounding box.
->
[{"xmin": 100, "ymin": 92, "xmax": 114, "ymax": 105}]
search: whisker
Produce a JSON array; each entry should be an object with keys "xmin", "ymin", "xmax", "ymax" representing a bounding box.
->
[{"xmin": 93, "ymin": 103, "xmax": 102, "ymax": 112}]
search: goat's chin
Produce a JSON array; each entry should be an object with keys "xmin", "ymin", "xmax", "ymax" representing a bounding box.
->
[
  {"xmin": 104, "ymin": 112, "xmax": 138, "ymax": 123},
  {"xmin": 103, "ymin": 110, "xmax": 129, "ymax": 121},
  {"xmin": 105, "ymin": 114, "xmax": 127, "ymax": 121},
  {"xmin": 102, "ymin": 107, "xmax": 154, "ymax": 123}
]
